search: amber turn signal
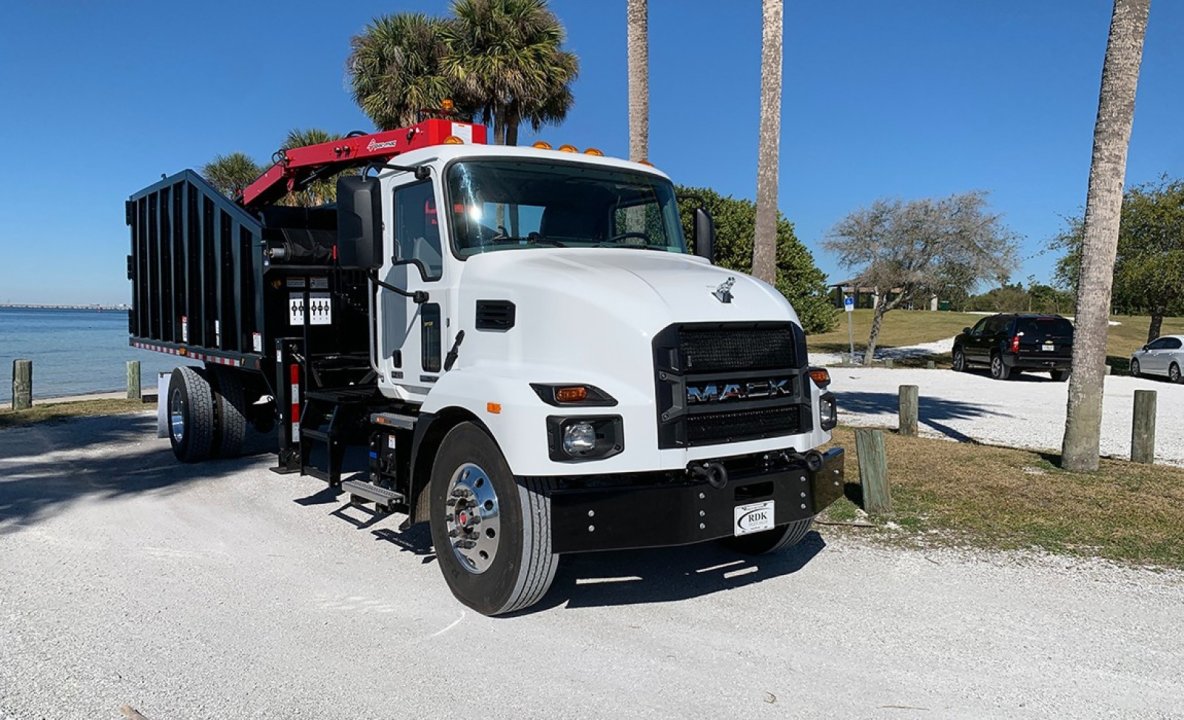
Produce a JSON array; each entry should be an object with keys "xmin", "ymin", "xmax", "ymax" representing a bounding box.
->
[
  {"xmin": 807, "ymin": 367, "xmax": 831, "ymax": 388},
  {"xmin": 554, "ymin": 386, "xmax": 588, "ymax": 403}
]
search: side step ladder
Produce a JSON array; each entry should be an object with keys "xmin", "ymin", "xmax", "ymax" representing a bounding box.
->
[
  {"xmin": 342, "ymin": 480, "xmax": 404, "ymax": 513},
  {"xmin": 299, "ymin": 386, "xmax": 377, "ymax": 485}
]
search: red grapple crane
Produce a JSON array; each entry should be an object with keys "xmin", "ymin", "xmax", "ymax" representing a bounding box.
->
[{"xmin": 239, "ymin": 119, "xmax": 487, "ymax": 210}]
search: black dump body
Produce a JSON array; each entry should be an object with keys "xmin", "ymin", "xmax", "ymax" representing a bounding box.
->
[{"xmin": 126, "ymin": 171, "xmax": 371, "ymax": 380}]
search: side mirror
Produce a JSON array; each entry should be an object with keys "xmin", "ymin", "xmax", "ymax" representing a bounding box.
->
[
  {"xmin": 693, "ymin": 207, "xmax": 715, "ymax": 262},
  {"xmin": 963, "ymin": 327, "xmax": 972, "ymax": 334},
  {"xmin": 336, "ymin": 176, "xmax": 383, "ymax": 270},
  {"xmin": 1141, "ymin": 344, "xmax": 1149, "ymax": 352}
]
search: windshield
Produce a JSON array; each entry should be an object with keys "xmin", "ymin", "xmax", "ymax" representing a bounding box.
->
[{"xmin": 446, "ymin": 159, "xmax": 687, "ymax": 257}]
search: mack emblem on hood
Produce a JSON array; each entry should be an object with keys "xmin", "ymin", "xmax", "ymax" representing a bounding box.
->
[{"xmin": 712, "ymin": 277, "xmax": 735, "ymax": 304}]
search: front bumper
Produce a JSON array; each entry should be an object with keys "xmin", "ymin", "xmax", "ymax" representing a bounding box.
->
[{"xmin": 548, "ymin": 447, "xmax": 845, "ymax": 554}]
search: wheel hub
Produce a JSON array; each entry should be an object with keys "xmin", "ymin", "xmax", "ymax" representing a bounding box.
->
[
  {"xmin": 169, "ymin": 387, "xmax": 185, "ymax": 442},
  {"xmin": 445, "ymin": 463, "xmax": 501, "ymax": 574}
]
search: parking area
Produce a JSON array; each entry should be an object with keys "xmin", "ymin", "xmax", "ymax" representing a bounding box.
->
[
  {"xmin": 829, "ymin": 366, "xmax": 1184, "ymax": 465},
  {"xmin": 2, "ymin": 414, "xmax": 1183, "ymax": 719}
]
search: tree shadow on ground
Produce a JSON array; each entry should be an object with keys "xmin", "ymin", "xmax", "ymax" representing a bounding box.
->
[
  {"xmin": 835, "ymin": 391, "xmax": 1006, "ymax": 443},
  {"xmin": 0, "ymin": 413, "xmax": 272, "ymax": 532}
]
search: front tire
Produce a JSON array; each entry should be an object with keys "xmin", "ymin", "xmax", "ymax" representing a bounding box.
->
[
  {"xmin": 1131, "ymin": 359, "xmax": 1141, "ymax": 377},
  {"xmin": 168, "ymin": 366, "xmax": 215, "ymax": 463},
  {"xmin": 952, "ymin": 347, "xmax": 966, "ymax": 372},
  {"xmin": 429, "ymin": 422, "xmax": 558, "ymax": 616},
  {"xmin": 721, "ymin": 518, "xmax": 814, "ymax": 555},
  {"xmin": 990, "ymin": 353, "xmax": 1011, "ymax": 380}
]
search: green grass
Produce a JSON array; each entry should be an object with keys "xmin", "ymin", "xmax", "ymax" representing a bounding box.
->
[
  {"xmin": 807, "ymin": 309, "xmax": 981, "ymax": 355},
  {"xmin": 0, "ymin": 398, "xmax": 149, "ymax": 429},
  {"xmin": 821, "ymin": 425, "xmax": 1184, "ymax": 568}
]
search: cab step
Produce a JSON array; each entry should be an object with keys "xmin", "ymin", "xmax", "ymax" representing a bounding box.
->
[{"xmin": 342, "ymin": 479, "xmax": 405, "ymax": 513}]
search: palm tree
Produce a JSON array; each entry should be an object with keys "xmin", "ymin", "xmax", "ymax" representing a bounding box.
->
[
  {"xmin": 442, "ymin": 0, "xmax": 579, "ymax": 146},
  {"xmin": 348, "ymin": 14, "xmax": 458, "ymax": 130},
  {"xmin": 281, "ymin": 128, "xmax": 343, "ymax": 206},
  {"xmin": 201, "ymin": 152, "xmax": 262, "ymax": 198},
  {"xmin": 626, "ymin": 0, "xmax": 648, "ymax": 162},
  {"xmin": 1061, "ymin": 0, "xmax": 1151, "ymax": 473},
  {"xmin": 751, "ymin": 0, "xmax": 783, "ymax": 286}
]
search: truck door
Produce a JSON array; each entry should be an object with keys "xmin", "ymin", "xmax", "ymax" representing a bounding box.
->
[{"xmin": 376, "ymin": 175, "xmax": 451, "ymax": 401}]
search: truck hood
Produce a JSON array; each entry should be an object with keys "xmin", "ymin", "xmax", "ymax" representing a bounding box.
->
[
  {"xmin": 455, "ymin": 249, "xmax": 802, "ymax": 386},
  {"xmin": 459, "ymin": 248, "xmax": 799, "ymax": 330}
]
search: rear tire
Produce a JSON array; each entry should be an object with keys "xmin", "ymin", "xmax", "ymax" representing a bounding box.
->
[
  {"xmin": 208, "ymin": 366, "xmax": 247, "ymax": 458},
  {"xmin": 168, "ymin": 366, "xmax": 216, "ymax": 463},
  {"xmin": 429, "ymin": 422, "xmax": 558, "ymax": 616},
  {"xmin": 990, "ymin": 353, "xmax": 1011, "ymax": 380},
  {"xmin": 1170, "ymin": 363, "xmax": 1181, "ymax": 384},
  {"xmin": 952, "ymin": 347, "xmax": 966, "ymax": 372},
  {"xmin": 721, "ymin": 518, "xmax": 814, "ymax": 555},
  {"xmin": 1051, "ymin": 370, "xmax": 1070, "ymax": 382}
]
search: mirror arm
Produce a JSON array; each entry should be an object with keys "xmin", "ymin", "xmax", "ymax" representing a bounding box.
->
[
  {"xmin": 370, "ymin": 271, "xmax": 429, "ymax": 304},
  {"xmin": 365, "ymin": 162, "xmax": 431, "ymax": 181}
]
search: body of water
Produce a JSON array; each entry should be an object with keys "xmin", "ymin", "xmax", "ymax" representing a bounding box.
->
[{"xmin": 0, "ymin": 308, "xmax": 191, "ymax": 403}]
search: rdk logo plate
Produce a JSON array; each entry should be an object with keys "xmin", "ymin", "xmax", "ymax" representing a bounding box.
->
[{"xmin": 734, "ymin": 500, "xmax": 775, "ymax": 536}]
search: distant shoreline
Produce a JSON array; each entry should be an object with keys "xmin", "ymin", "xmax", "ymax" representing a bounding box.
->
[{"xmin": 0, "ymin": 304, "xmax": 129, "ymax": 312}]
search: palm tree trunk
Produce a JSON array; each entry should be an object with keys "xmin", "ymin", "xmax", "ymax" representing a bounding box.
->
[
  {"xmin": 626, "ymin": 0, "xmax": 649, "ymax": 163},
  {"xmin": 752, "ymin": 0, "xmax": 783, "ymax": 287},
  {"xmin": 1061, "ymin": 0, "xmax": 1150, "ymax": 473}
]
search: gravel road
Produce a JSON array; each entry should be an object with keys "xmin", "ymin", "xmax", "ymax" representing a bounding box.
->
[
  {"xmin": 829, "ymin": 366, "xmax": 1184, "ymax": 465},
  {"xmin": 2, "ymin": 414, "xmax": 1183, "ymax": 719}
]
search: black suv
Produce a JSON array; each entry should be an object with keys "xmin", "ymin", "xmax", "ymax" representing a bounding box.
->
[{"xmin": 952, "ymin": 314, "xmax": 1074, "ymax": 381}]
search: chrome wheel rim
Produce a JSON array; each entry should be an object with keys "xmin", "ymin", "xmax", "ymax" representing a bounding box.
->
[
  {"xmin": 445, "ymin": 463, "xmax": 501, "ymax": 574},
  {"xmin": 953, "ymin": 350, "xmax": 963, "ymax": 371},
  {"xmin": 1172, "ymin": 365, "xmax": 1180, "ymax": 383},
  {"xmin": 1131, "ymin": 361, "xmax": 1140, "ymax": 377},
  {"xmin": 991, "ymin": 357, "xmax": 1001, "ymax": 376},
  {"xmin": 169, "ymin": 387, "xmax": 185, "ymax": 442}
]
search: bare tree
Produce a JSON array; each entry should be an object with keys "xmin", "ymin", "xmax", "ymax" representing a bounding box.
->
[
  {"xmin": 1062, "ymin": 0, "xmax": 1151, "ymax": 472},
  {"xmin": 752, "ymin": 0, "xmax": 783, "ymax": 285},
  {"xmin": 825, "ymin": 192, "xmax": 1018, "ymax": 364},
  {"xmin": 626, "ymin": 0, "xmax": 648, "ymax": 163}
]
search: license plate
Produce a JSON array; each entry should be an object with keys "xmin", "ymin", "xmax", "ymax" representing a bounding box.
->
[
  {"xmin": 1042, "ymin": 343, "xmax": 1055, "ymax": 352},
  {"xmin": 734, "ymin": 500, "xmax": 775, "ymax": 536}
]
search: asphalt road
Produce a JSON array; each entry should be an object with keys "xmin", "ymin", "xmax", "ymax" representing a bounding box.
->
[
  {"xmin": 2, "ymin": 414, "xmax": 1182, "ymax": 719},
  {"xmin": 829, "ymin": 366, "xmax": 1184, "ymax": 466}
]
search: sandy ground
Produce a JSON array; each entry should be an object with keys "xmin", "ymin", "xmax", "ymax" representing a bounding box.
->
[
  {"xmin": 826, "ymin": 366, "xmax": 1184, "ymax": 465},
  {"xmin": 2, "ymin": 414, "xmax": 1183, "ymax": 719}
]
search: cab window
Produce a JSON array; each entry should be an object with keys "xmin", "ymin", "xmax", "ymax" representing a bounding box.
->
[{"xmin": 393, "ymin": 180, "xmax": 442, "ymax": 280}]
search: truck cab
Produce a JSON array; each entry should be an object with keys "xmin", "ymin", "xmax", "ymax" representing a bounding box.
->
[{"xmin": 127, "ymin": 120, "xmax": 844, "ymax": 615}]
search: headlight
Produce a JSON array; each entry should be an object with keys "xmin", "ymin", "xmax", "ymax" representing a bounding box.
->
[
  {"xmin": 562, "ymin": 422, "xmax": 597, "ymax": 455},
  {"xmin": 820, "ymin": 391, "xmax": 838, "ymax": 431},
  {"xmin": 547, "ymin": 416, "xmax": 624, "ymax": 462}
]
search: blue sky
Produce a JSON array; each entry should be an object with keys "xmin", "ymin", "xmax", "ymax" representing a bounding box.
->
[{"xmin": 0, "ymin": 1, "xmax": 1181, "ymax": 305}]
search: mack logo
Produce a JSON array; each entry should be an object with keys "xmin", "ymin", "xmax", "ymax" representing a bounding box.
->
[
  {"xmin": 687, "ymin": 378, "xmax": 790, "ymax": 404},
  {"xmin": 712, "ymin": 276, "xmax": 736, "ymax": 304},
  {"xmin": 366, "ymin": 138, "xmax": 399, "ymax": 152}
]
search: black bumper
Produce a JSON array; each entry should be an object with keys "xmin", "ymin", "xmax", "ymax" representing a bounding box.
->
[
  {"xmin": 548, "ymin": 447, "xmax": 845, "ymax": 554},
  {"xmin": 1003, "ymin": 353, "xmax": 1070, "ymax": 371}
]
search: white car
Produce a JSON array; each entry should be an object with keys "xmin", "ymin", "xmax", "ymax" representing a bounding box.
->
[{"xmin": 1130, "ymin": 335, "xmax": 1184, "ymax": 383}]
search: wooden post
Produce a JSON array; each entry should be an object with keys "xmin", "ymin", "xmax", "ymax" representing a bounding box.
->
[
  {"xmin": 12, "ymin": 359, "xmax": 32, "ymax": 410},
  {"xmin": 1131, "ymin": 389, "xmax": 1156, "ymax": 464},
  {"xmin": 127, "ymin": 360, "xmax": 141, "ymax": 400},
  {"xmin": 899, "ymin": 385, "xmax": 919, "ymax": 437},
  {"xmin": 854, "ymin": 428, "xmax": 891, "ymax": 514},
  {"xmin": 926, "ymin": 360, "xmax": 936, "ymax": 370},
  {"xmin": 884, "ymin": 358, "xmax": 894, "ymax": 369}
]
